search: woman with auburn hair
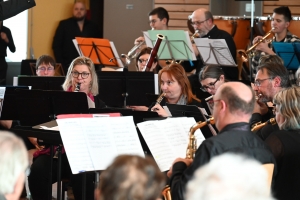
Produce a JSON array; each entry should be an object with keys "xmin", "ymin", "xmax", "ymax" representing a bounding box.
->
[
  {"xmin": 151, "ymin": 63, "xmax": 201, "ymax": 117},
  {"xmin": 265, "ymin": 86, "xmax": 300, "ymax": 200}
]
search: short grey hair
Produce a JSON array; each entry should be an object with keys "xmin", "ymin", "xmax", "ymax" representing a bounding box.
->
[
  {"xmin": 186, "ymin": 153, "xmax": 275, "ymax": 200},
  {"xmin": 0, "ymin": 131, "xmax": 28, "ymax": 194}
]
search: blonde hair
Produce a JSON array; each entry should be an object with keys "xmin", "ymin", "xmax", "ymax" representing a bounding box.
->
[{"xmin": 62, "ymin": 56, "xmax": 99, "ymax": 96}]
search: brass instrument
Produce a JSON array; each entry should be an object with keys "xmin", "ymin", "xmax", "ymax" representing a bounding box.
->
[
  {"xmin": 121, "ymin": 41, "xmax": 146, "ymax": 66},
  {"xmin": 191, "ymin": 30, "xmax": 199, "ymax": 44},
  {"xmin": 162, "ymin": 118, "xmax": 215, "ymax": 200},
  {"xmin": 74, "ymin": 83, "xmax": 81, "ymax": 92},
  {"xmin": 251, "ymin": 118, "xmax": 276, "ymax": 132},
  {"xmin": 239, "ymin": 28, "xmax": 275, "ymax": 62}
]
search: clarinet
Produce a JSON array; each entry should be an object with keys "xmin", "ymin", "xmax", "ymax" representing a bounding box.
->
[
  {"xmin": 145, "ymin": 34, "xmax": 164, "ymax": 72},
  {"xmin": 74, "ymin": 83, "xmax": 81, "ymax": 92}
]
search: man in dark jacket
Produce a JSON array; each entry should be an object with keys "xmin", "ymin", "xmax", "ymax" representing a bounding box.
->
[
  {"xmin": 168, "ymin": 81, "xmax": 276, "ymax": 200},
  {"xmin": 52, "ymin": 1, "xmax": 101, "ymax": 73}
]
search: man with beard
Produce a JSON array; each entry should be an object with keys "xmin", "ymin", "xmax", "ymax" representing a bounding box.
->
[
  {"xmin": 52, "ymin": 1, "xmax": 101, "ymax": 73},
  {"xmin": 251, "ymin": 61, "xmax": 290, "ymax": 140}
]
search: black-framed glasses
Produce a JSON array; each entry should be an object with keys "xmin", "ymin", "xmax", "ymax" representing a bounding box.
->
[
  {"xmin": 71, "ymin": 71, "xmax": 90, "ymax": 79},
  {"xmin": 191, "ymin": 19, "xmax": 208, "ymax": 26},
  {"xmin": 37, "ymin": 67, "xmax": 54, "ymax": 71},
  {"xmin": 200, "ymin": 77, "xmax": 220, "ymax": 92},
  {"xmin": 138, "ymin": 59, "xmax": 148, "ymax": 63},
  {"xmin": 254, "ymin": 78, "xmax": 273, "ymax": 87}
]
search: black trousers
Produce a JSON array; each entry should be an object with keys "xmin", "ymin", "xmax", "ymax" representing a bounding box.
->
[
  {"xmin": 28, "ymin": 154, "xmax": 95, "ymax": 200},
  {"xmin": 0, "ymin": 57, "xmax": 7, "ymax": 85}
]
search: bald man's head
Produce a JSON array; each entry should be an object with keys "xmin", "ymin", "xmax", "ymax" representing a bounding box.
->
[
  {"xmin": 192, "ymin": 8, "xmax": 213, "ymax": 23},
  {"xmin": 216, "ymin": 82, "xmax": 255, "ymax": 115}
]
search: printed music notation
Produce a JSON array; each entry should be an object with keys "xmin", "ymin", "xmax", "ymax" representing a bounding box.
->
[
  {"xmin": 137, "ymin": 117, "xmax": 205, "ymax": 172},
  {"xmin": 56, "ymin": 116, "xmax": 144, "ymax": 174}
]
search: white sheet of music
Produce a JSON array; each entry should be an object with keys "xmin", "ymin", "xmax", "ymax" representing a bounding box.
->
[
  {"xmin": 137, "ymin": 117, "xmax": 205, "ymax": 171},
  {"xmin": 194, "ymin": 38, "xmax": 236, "ymax": 66},
  {"xmin": 57, "ymin": 116, "xmax": 144, "ymax": 174}
]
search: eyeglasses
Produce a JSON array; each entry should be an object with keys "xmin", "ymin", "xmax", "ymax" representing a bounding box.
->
[
  {"xmin": 254, "ymin": 78, "xmax": 273, "ymax": 87},
  {"xmin": 191, "ymin": 19, "xmax": 209, "ymax": 26},
  {"xmin": 37, "ymin": 67, "xmax": 54, "ymax": 71},
  {"xmin": 71, "ymin": 71, "xmax": 90, "ymax": 79},
  {"xmin": 200, "ymin": 77, "xmax": 220, "ymax": 92},
  {"xmin": 138, "ymin": 59, "xmax": 148, "ymax": 63}
]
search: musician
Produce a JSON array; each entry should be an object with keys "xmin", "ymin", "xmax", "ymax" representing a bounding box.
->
[
  {"xmin": 150, "ymin": 64, "xmax": 202, "ymax": 117},
  {"xmin": 0, "ymin": 0, "xmax": 35, "ymax": 21},
  {"xmin": 28, "ymin": 56, "xmax": 106, "ymax": 200},
  {"xmin": 252, "ymin": 6, "xmax": 300, "ymax": 75},
  {"xmin": 0, "ymin": 131, "xmax": 29, "ymax": 200},
  {"xmin": 135, "ymin": 47, "xmax": 160, "ymax": 73},
  {"xmin": 168, "ymin": 82, "xmax": 276, "ymax": 200},
  {"xmin": 95, "ymin": 155, "xmax": 165, "ymax": 200},
  {"xmin": 35, "ymin": 55, "xmax": 56, "ymax": 77},
  {"xmin": 188, "ymin": 8, "xmax": 238, "ymax": 81},
  {"xmin": 186, "ymin": 154, "xmax": 275, "ymax": 200},
  {"xmin": 251, "ymin": 61, "xmax": 290, "ymax": 140},
  {"xmin": 199, "ymin": 65, "xmax": 226, "ymax": 95},
  {"xmin": 265, "ymin": 86, "xmax": 300, "ymax": 200}
]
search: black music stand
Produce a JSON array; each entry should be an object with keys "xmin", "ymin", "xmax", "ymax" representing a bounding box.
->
[
  {"xmin": 273, "ymin": 42, "xmax": 300, "ymax": 70},
  {"xmin": 96, "ymin": 71, "xmax": 155, "ymax": 107},
  {"xmin": 17, "ymin": 76, "xmax": 65, "ymax": 90},
  {"xmin": 2, "ymin": 89, "xmax": 89, "ymax": 200}
]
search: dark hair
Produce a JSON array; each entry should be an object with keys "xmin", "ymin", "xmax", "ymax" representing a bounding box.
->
[
  {"xmin": 98, "ymin": 155, "xmax": 165, "ymax": 200},
  {"xmin": 158, "ymin": 63, "xmax": 200, "ymax": 104},
  {"xmin": 204, "ymin": 10, "xmax": 214, "ymax": 23},
  {"xmin": 36, "ymin": 55, "xmax": 56, "ymax": 69},
  {"xmin": 220, "ymin": 85, "xmax": 255, "ymax": 115},
  {"xmin": 135, "ymin": 47, "xmax": 157, "ymax": 71},
  {"xmin": 257, "ymin": 62, "xmax": 291, "ymax": 88},
  {"xmin": 273, "ymin": 6, "xmax": 292, "ymax": 22},
  {"xmin": 258, "ymin": 55, "xmax": 284, "ymax": 66},
  {"xmin": 149, "ymin": 7, "xmax": 169, "ymax": 25},
  {"xmin": 199, "ymin": 65, "xmax": 225, "ymax": 82}
]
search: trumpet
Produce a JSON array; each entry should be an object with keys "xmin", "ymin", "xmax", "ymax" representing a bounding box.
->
[
  {"xmin": 251, "ymin": 118, "xmax": 276, "ymax": 132},
  {"xmin": 239, "ymin": 28, "xmax": 275, "ymax": 62},
  {"xmin": 121, "ymin": 41, "xmax": 145, "ymax": 66},
  {"xmin": 162, "ymin": 118, "xmax": 215, "ymax": 200}
]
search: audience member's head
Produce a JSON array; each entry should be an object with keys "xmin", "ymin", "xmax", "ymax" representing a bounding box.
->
[
  {"xmin": 273, "ymin": 86, "xmax": 300, "ymax": 130},
  {"xmin": 95, "ymin": 155, "xmax": 165, "ymax": 200},
  {"xmin": 35, "ymin": 55, "xmax": 56, "ymax": 76},
  {"xmin": 186, "ymin": 153, "xmax": 275, "ymax": 200},
  {"xmin": 0, "ymin": 131, "xmax": 28, "ymax": 200},
  {"xmin": 158, "ymin": 63, "xmax": 199, "ymax": 104},
  {"xmin": 212, "ymin": 82, "xmax": 255, "ymax": 131},
  {"xmin": 62, "ymin": 56, "xmax": 98, "ymax": 95},
  {"xmin": 255, "ymin": 62, "xmax": 290, "ymax": 102},
  {"xmin": 148, "ymin": 7, "xmax": 169, "ymax": 30},
  {"xmin": 135, "ymin": 47, "xmax": 158, "ymax": 72},
  {"xmin": 199, "ymin": 65, "xmax": 226, "ymax": 95},
  {"xmin": 73, "ymin": 1, "xmax": 87, "ymax": 21},
  {"xmin": 190, "ymin": 8, "xmax": 214, "ymax": 37}
]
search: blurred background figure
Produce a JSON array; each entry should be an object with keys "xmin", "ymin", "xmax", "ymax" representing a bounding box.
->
[
  {"xmin": 0, "ymin": 131, "xmax": 29, "ymax": 200},
  {"xmin": 265, "ymin": 86, "xmax": 300, "ymax": 200},
  {"xmin": 95, "ymin": 155, "xmax": 165, "ymax": 200},
  {"xmin": 0, "ymin": 20, "xmax": 15, "ymax": 85},
  {"xmin": 135, "ymin": 47, "xmax": 160, "ymax": 73},
  {"xmin": 35, "ymin": 55, "xmax": 56, "ymax": 77},
  {"xmin": 186, "ymin": 153, "xmax": 275, "ymax": 200}
]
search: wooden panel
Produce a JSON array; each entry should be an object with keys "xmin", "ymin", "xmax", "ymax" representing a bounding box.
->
[
  {"xmin": 169, "ymin": 19, "xmax": 190, "ymax": 27},
  {"xmin": 154, "ymin": 4, "xmax": 209, "ymax": 12},
  {"xmin": 169, "ymin": 12, "xmax": 192, "ymax": 20},
  {"xmin": 155, "ymin": 0, "xmax": 209, "ymax": 4},
  {"xmin": 263, "ymin": 6, "xmax": 300, "ymax": 15}
]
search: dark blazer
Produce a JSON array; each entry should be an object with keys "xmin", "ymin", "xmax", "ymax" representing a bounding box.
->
[{"xmin": 0, "ymin": 0, "xmax": 36, "ymax": 21}]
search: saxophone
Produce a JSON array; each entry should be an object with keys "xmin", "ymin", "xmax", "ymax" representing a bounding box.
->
[
  {"xmin": 251, "ymin": 118, "xmax": 276, "ymax": 132},
  {"xmin": 162, "ymin": 117, "xmax": 215, "ymax": 200}
]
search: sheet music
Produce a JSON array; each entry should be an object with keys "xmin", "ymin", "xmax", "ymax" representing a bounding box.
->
[
  {"xmin": 194, "ymin": 38, "xmax": 236, "ymax": 66},
  {"xmin": 57, "ymin": 116, "xmax": 144, "ymax": 174},
  {"xmin": 110, "ymin": 41, "xmax": 124, "ymax": 68},
  {"xmin": 137, "ymin": 117, "xmax": 205, "ymax": 171},
  {"xmin": 72, "ymin": 39, "xmax": 82, "ymax": 56},
  {"xmin": 0, "ymin": 87, "xmax": 5, "ymax": 116}
]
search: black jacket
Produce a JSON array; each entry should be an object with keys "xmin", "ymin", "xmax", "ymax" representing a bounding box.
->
[
  {"xmin": 170, "ymin": 122, "xmax": 276, "ymax": 200},
  {"xmin": 0, "ymin": 0, "xmax": 35, "ymax": 21}
]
